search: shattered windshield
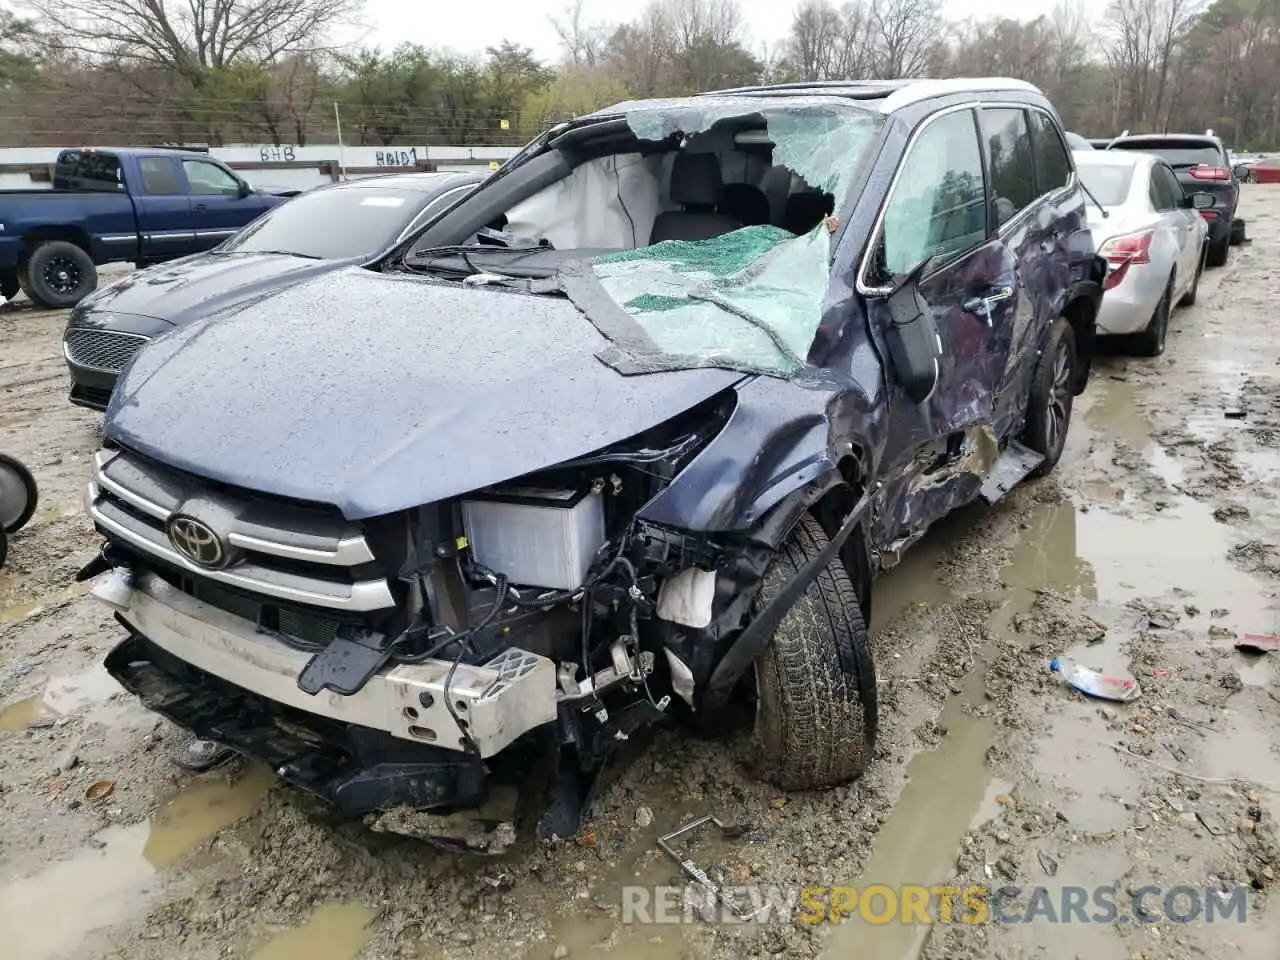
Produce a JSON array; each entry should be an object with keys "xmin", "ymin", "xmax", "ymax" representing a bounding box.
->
[{"xmin": 570, "ymin": 97, "xmax": 883, "ymax": 378}]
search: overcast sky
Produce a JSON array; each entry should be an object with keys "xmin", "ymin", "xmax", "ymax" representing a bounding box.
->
[{"xmin": 351, "ymin": 0, "xmax": 1106, "ymax": 63}]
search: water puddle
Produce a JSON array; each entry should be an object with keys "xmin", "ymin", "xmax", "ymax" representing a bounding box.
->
[
  {"xmin": 0, "ymin": 764, "xmax": 274, "ymax": 959},
  {"xmin": 0, "ymin": 583, "xmax": 91, "ymax": 624},
  {"xmin": 968, "ymin": 777, "xmax": 1014, "ymax": 830},
  {"xmin": 0, "ymin": 662, "xmax": 135, "ymax": 732},
  {"xmin": 1083, "ymin": 376, "xmax": 1185, "ymax": 488},
  {"xmin": 528, "ymin": 805, "xmax": 695, "ymax": 959},
  {"xmin": 990, "ymin": 846, "xmax": 1132, "ymax": 960},
  {"xmin": 822, "ymin": 503, "xmax": 1076, "ymax": 960},
  {"xmin": 870, "ymin": 518, "xmax": 956, "ymax": 633},
  {"xmin": 249, "ymin": 902, "xmax": 378, "ymax": 960}
]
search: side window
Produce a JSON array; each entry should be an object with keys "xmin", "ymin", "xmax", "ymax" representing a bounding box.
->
[
  {"xmin": 980, "ymin": 108, "xmax": 1036, "ymax": 227},
  {"xmin": 876, "ymin": 110, "xmax": 987, "ymax": 280},
  {"xmin": 182, "ymin": 159, "xmax": 242, "ymax": 197},
  {"xmin": 1157, "ymin": 164, "xmax": 1185, "ymax": 208},
  {"xmin": 138, "ymin": 157, "xmax": 184, "ymax": 195},
  {"xmin": 52, "ymin": 151, "xmax": 122, "ymax": 192},
  {"xmin": 1029, "ymin": 111, "xmax": 1072, "ymax": 193}
]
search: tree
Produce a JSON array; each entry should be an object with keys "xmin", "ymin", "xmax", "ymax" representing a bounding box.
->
[
  {"xmin": 551, "ymin": 0, "xmax": 609, "ymax": 67},
  {"xmin": 25, "ymin": 0, "xmax": 361, "ymax": 86}
]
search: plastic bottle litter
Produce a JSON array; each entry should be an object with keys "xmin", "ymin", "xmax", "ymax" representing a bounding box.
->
[{"xmin": 1048, "ymin": 657, "xmax": 1141, "ymax": 703}]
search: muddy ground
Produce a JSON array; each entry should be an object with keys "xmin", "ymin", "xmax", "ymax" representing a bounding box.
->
[{"xmin": 2, "ymin": 190, "xmax": 1279, "ymax": 960}]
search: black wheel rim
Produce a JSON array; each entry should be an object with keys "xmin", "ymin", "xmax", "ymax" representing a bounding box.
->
[
  {"xmin": 1045, "ymin": 340, "xmax": 1073, "ymax": 453},
  {"xmin": 42, "ymin": 256, "xmax": 83, "ymax": 296}
]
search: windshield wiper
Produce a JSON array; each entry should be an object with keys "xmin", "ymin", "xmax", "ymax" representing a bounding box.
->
[{"xmin": 241, "ymin": 249, "xmax": 323, "ymax": 259}]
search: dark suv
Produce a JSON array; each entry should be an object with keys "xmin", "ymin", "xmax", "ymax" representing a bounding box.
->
[
  {"xmin": 1106, "ymin": 133, "xmax": 1240, "ymax": 266},
  {"xmin": 85, "ymin": 78, "xmax": 1104, "ymax": 846}
]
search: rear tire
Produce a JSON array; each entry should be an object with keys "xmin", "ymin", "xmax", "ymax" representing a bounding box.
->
[
  {"xmin": 747, "ymin": 514, "xmax": 877, "ymax": 791},
  {"xmin": 1131, "ymin": 275, "xmax": 1173, "ymax": 357},
  {"xmin": 1205, "ymin": 229, "xmax": 1230, "ymax": 268},
  {"xmin": 1178, "ymin": 247, "xmax": 1204, "ymax": 307},
  {"xmin": 1021, "ymin": 317, "xmax": 1077, "ymax": 478},
  {"xmin": 24, "ymin": 241, "xmax": 97, "ymax": 309},
  {"xmin": 0, "ymin": 529, "xmax": 7, "ymax": 569}
]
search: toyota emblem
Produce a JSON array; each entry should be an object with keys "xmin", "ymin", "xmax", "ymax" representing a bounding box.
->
[{"xmin": 166, "ymin": 515, "xmax": 227, "ymax": 569}]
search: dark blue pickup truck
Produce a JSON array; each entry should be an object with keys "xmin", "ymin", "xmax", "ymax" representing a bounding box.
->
[{"xmin": 0, "ymin": 147, "xmax": 290, "ymax": 308}]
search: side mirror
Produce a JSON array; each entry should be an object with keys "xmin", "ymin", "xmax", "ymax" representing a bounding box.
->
[
  {"xmin": 1189, "ymin": 192, "xmax": 1215, "ymax": 210},
  {"xmin": 1232, "ymin": 164, "xmax": 1249, "ymax": 180},
  {"xmin": 237, "ymin": 180, "xmax": 252, "ymax": 198},
  {"xmin": 873, "ymin": 257, "xmax": 940, "ymax": 405}
]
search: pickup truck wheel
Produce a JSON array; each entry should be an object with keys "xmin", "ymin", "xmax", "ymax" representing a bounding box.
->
[
  {"xmin": 25, "ymin": 241, "xmax": 97, "ymax": 309},
  {"xmin": 747, "ymin": 513, "xmax": 877, "ymax": 791},
  {"xmin": 1021, "ymin": 317, "xmax": 1077, "ymax": 478}
]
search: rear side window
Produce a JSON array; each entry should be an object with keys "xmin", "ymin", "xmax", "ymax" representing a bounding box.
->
[
  {"xmin": 138, "ymin": 157, "xmax": 184, "ymax": 195},
  {"xmin": 1029, "ymin": 112, "xmax": 1072, "ymax": 192},
  {"xmin": 876, "ymin": 109, "xmax": 987, "ymax": 280},
  {"xmin": 52, "ymin": 151, "xmax": 122, "ymax": 192},
  {"xmin": 980, "ymin": 108, "xmax": 1036, "ymax": 226},
  {"xmin": 1152, "ymin": 163, "xmax": 1185, "ymax": 210}
]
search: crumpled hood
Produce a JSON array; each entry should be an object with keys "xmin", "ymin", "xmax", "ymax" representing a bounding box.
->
[
  {"xmin": 74, "ymin": 251, "xmax": 342, "ymax": 328},
  {"xmin": 105, "ymin": 267, "xmax": 740, "ymax": 519}
]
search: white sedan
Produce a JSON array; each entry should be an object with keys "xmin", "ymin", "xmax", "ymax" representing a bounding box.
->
[{"xmin": 1074, "ymin": 150, "xmax": 1213, "ymax": 356}]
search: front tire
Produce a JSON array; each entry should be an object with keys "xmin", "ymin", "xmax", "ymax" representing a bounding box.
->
[
  {"xmin": 24, "ymin": 241, "xmax": 98, "ymax": 309},
  {"xmin": 1021, "ymin": 317, "xmax": 1077, "ymax": 478},
  {"xmin": 747, "ymin": 514, "xmax": 877, "ymax": 791},
  {"xmin": 1131, "ymin": 275, "xmax": 1173, "ymax": 358}
]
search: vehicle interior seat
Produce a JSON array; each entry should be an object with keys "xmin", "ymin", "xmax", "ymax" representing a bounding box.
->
[
  {"xmin": 649, "ymin": 152, "xmax": 742, "ymax": 244},
  {"xmin": 758, "ymin": 166, "xmax": 793, "ymax": 225},
  {"xmin": 783, "ymin": 190, "xmax": 834, "ymax": 234},
  {"xmin": 719, "ymin": 182, "xmax": 771, "ymax": 226}
]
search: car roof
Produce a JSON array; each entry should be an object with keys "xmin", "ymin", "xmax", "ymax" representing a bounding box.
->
[
  {"xmin": 596, "ymin": 77, "xmax": 1045, "ymax": 120},
  {"xmin": 699, "ymin": 77, "xmax": 1043, "ymax": 113}
]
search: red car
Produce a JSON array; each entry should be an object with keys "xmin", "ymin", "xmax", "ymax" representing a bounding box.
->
[{"xmin": 1242, "ymin": 158, "xmax": 1280, "ymax": 183}]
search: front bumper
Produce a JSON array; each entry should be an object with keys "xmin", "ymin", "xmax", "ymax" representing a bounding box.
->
[
  {"xmin": 1097, "ymin": 262, "xmax": 1166, "ymax": 336},
  {"xmin": 97, "ymin": 569, "xmax": 558, "ymax": 782},
  {"xmin": 106, "ymin": 631, "xmax": 493, "ymax": 815}
]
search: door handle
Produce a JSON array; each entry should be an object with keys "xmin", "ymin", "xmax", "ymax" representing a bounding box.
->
[
  {"xmin": 193, "ymin": 202, "xmax": 208, "ymax": 210},
  {"xmin": 962, "ymin": 285, "xmax": 1014, "ymax": 318}
]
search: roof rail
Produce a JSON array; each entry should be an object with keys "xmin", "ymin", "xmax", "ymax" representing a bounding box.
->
[{"xmin": 878, "ymin": 77, "xmax": 1043, "ymax": 112}]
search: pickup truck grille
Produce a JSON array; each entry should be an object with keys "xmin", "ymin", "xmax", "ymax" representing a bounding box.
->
[
  {"xmin": 64, "ymin": 329, "xmax": 150, "ymax": 373},
  {"xmin": 86, "ymin": 449, "xmax": 395, "ymax": 613}
]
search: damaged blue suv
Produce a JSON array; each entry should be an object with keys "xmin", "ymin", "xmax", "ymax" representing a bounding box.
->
[{"xmin": 83, "ymin": 77, "xmax": 1104, "ymax": 848}]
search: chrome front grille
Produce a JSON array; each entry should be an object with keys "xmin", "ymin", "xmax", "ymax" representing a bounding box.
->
[
  {"xmin": 86, "ymin": 449, "xmax": 395, "ymax": 613},
  {"xmin": 64, "ymin": 328, "xmax": 150, "ymax": 373}
]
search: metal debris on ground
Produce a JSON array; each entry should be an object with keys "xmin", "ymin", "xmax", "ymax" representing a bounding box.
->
[
  {"xmin": 1235, "ymin": 633, "xmax": 1280, "ymax": 654},
  {"xmin": 657, "ymin": 816, "xmax": 764, "ymax": 921}
]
